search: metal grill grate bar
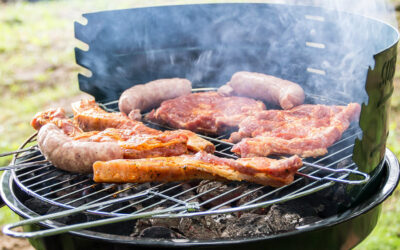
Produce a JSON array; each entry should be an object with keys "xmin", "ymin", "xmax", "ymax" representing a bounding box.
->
[
  {"xmin": 33, "ymin": 176, "xmax": 78, "ymax": 193},
  {"xmin": 42, "ymin": 179, "xmax": 91, "ymax": 198},
  {"xmin": 85, "ymin": 184, "xmax": 137, "ymax": 207},
  {"xmin": 64, "ymin": 184, "xmax": 118, "ymax": 205},
  {"xmin": 20, "ymin": 169, "xmax": 57, "ymax": 184},
  {"xmin": 119, "ymin": 183, "xmax": 187, "ymax": 214},
  {"xmin": 25, "ymin": 174, "xmax": 64, "ymax": 189},
  {"xmin": 208, "ymin": 186, "xmax": 266, "ymax": 211},
  {"xmin": 51, "ymin": 182, "xmax": 96, "ymax": 201},
  {"xmin": 14, "ymin": 154, "xmax": 45, "ymax": 169},
  {"xmin": 113, "ymin": 184, "xmax": 179, "ymax": 213},
  {"xmin": 111, "ymin": 181, "xmax": 215, "ymax": 214},
  {"xmin": 17, "ymin": 164, "xmax": 51, "ymax": 178}
]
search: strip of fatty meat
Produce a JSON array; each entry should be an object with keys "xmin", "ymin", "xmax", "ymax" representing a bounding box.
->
[
  {"xmin": 71, "ymin": 99, "xmax": 214, "ymax": 153},
  {"xmin": 231, "ymin": 103, "xmax": 361, "ymax": 157},
  {"xmin": 31, "ymin": 108, "xmax": 196, "ymax": 162},
  {"xmin": 93, "ymin": 151, "xmax": 302, "ymax": 187},
  {"xmin": 146, "ymin": 92, "xmax": 266, "ymax": 135},
  {"xmin": 31, "ymin": 108, "xmax": 82, "ymax": 137}
]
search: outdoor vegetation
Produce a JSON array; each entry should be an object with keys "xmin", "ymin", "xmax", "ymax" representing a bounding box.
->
[{"xmin": 1, "ymin": 0, "xmax": 400, "ymax": 249}]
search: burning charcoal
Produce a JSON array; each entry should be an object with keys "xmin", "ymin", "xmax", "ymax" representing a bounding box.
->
[
  {"xmin": 221, "ymin": 213, "xmax": 275, "ymax": 237},
  {"xmin": 222, "ymin": 203, "xmax": 312, "ymax": 238},
  {"xmin": 148, "ymin": 217, "xmax": 181, "ymax": 229},
  {"xmin": 140, "ymin": 226, "xmax": 181, "ymax": 239},
  {"xmin": 236, "ymin": 190, "xmax": 270, "ymax": 214},
  {"xmin": 196, "ymin": 181, "xmax": 245, "ymax": 209},
  {"xmin": 24, "ymin": 198, "xmax": 50, "ymax": 215},
  {"xmin": 179, "ymin": 217, "xmax": 222, "ymax": 239},
  {"xmin": 131, "ymin": 206, "xmax": 182, "ymax": 237},
  {"xmin": 88, "ymin": 215, "xmax": 136, "ymax": 236},
  {"xmin": 131, "ymin": 218, "xmax": 152, "ymax": 237},
  {"xmin": 336, "ymin": 159, "xmax": 351, "ymax": 169},
  {"xmin": 47, "ymin": 204, "xmax": 87, "ymax": 225},
  {"xmin": 280, "ymin": 199, "xmax": 318, "ymax": 218},
  {"xmin": 132, "ymin": 220, "xmax": 184, "ymax": 239},
  {"xmin": 302, "ymin": 184, "xmax": 348, "ymax": 217},
  {"xmin": 264, "ymin": 202, "xmax": 315, "ymax": 232},
  {"xmin": 299, "ymin": 216, "xmax": 321, "ymax": 225},
  {"xmin": 209, "ymin": 210, "xmax": 237, "ymax": 233},
  {"xmin": 175, "ymin": 183, "xmax": 199, "ymax": 204}
]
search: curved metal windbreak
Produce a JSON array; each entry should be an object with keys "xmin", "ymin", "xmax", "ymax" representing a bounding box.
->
[{"xmin": 74, "ymin": 3, "xmax": 399, "ymax": 174}]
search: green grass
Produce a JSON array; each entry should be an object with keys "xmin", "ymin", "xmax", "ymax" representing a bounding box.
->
[{"xmin": 0, "ymin": 1, "xmax": 400, "ymax": 249}]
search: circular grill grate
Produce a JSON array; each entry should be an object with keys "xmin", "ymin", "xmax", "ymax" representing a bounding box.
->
[{"xmin": 8, "ymin": 91, "xmax": 368, "ymax": 219}]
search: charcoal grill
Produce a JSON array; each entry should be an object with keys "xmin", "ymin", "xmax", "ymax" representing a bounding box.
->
[{"xmin": 1, "ymin": 2, "xmax": 399, "ymax": 250}]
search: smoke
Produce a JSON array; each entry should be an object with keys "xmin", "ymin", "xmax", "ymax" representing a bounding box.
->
[
  {"xmin": 76, "ymin": 1, "xmax": 399, "ymax": 105},
  {"xmin": 279, "ymin": 0, "xmax": 398, "ymax": 27}
]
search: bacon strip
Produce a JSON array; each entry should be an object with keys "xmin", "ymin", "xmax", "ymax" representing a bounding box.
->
[
  {"xmin": 72, "ymin": 99, "xmax": 215, "ymax": 153},
  {"xmin": 31, "ymin": 108, "xmax": 82, "ymax": 136},
  {"xmin": 31, "ymin": 109, "xmax": 188, "ymax": 159},
  {"xmin": 93, "ymin": 151, "xmax": 302, "ymax": 187}
]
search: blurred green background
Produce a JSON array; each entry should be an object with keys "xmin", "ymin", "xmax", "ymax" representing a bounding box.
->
[{"xmin": 1, "ymin": 0, "xmax": 400, "ymax": 249}]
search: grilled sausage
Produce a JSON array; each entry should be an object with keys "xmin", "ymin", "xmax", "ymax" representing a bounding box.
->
[
  {"xmin": 218, "ymin": 71, "xmax": 305, "ymax": 109},
  {"xmin": 37, "ymin": 123, "xmax": 124, "ymax": 173},
  {"xmin": 119, "ymin": 78, "xmax": 192, "ymax": 118}
]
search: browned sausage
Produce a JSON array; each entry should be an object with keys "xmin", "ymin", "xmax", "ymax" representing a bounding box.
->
[
  {"xmin": 218, "ymin": 71, "xmax": 305, "ymax": 109},
  {"xmin": 119, "ymin": 78, "xmax": 192, "ymax": 117},
  {"xmin": 37, "ymin": 123, "xmax": 124, "ymax": 173}
]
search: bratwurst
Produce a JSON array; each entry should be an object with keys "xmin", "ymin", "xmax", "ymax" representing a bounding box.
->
[
  {"xmin": 218, "ymin": 71, "xmax": 305, "ymax": 109},
  {"xmin": 119, "ymin": 78, "xmax": 192, "ymax": 118},
  {"xmin": 37, "ymin": 123, "xmax": 123, "ymax": 173}
]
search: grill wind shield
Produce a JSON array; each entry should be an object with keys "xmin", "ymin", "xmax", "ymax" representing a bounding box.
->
[{"xmin": 74, "ymin": 3, "xmax": 398, "ymax": 173}]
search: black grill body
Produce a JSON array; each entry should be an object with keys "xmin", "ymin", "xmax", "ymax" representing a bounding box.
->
[{"xmin": 1, "ymin": 149, "xmax": 398, "ymax": 250}]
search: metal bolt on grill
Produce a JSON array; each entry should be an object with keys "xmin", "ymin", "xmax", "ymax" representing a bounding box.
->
[{"xmin": 0, "ymin": 89, "xmax": 370, "ymax": 238}]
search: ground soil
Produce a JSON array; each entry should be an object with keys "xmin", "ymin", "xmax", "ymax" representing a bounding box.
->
[{"xmin": 0, "ymin": 227, "xmax": 34, "ymax": 250}]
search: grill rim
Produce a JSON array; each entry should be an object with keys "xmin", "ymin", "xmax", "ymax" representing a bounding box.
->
[{"xmin": 1, "ymin": 148, "xmax": 398, "ymax": 247}]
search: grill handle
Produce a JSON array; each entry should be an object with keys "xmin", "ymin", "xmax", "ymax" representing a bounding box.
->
[
  {"xmin": 0, "ymin": 133, "xmax": 40, "ymax": 172},
  {"xmin": 2, "ymin": 191, "xmax": 199, "ymax": 239},
  {"xmin": 2, "ymin": 165, "xmax": 370, "ymax": 239},
  {"xmin": 300, "ymin": 162, "xmax": 370, "ymax": 185}
]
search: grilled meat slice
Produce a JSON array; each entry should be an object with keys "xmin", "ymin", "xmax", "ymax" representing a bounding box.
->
[
  {"xmin": 31, "ymin": 108, "xmax": 195, "ymax": 161},
  {"xmin": 146, "ymin": 92, "xmax": 266, "ymax": 135},
  {"xmin": 72, "ymin": 99, "xmax": 214, "ymax": 153},
  {"xmin": 72, "ymin": 99, "xmax": 156, "ymax": 133},
  {"xmin": 93, "ymin": 151, "xmax": 302, "ymax": 187},
  {"xmin": 231, "ymin": 103, "xmax": 361, "ymax": 157},
  {"xmin": 31, "ymin": 108, "xmax": 82, "ymax": 136}
]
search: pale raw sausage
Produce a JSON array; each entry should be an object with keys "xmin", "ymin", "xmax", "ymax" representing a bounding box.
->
[
  {"xmin": 119, "ymin": 78, "xmax": 192, "ymax": 118},
  {"xmin": 37, "ymin": 123, "xmax": 124, "ymax": 173},
  {"xmin": 218, "ymin": 72, "xmax": 305, "ymax": 109}
]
